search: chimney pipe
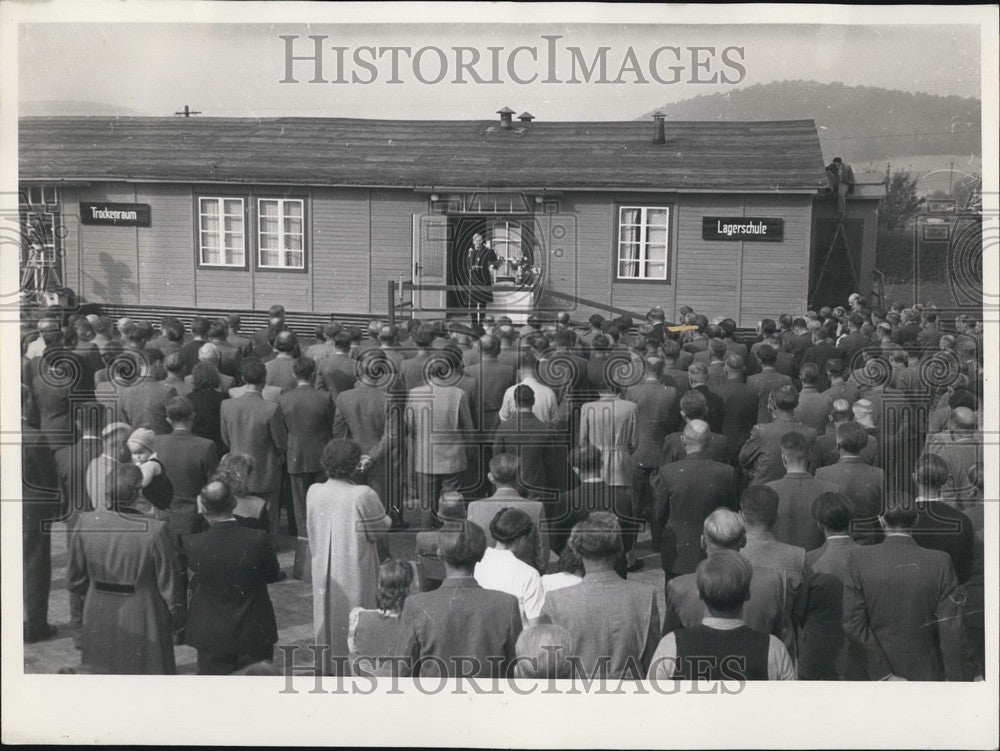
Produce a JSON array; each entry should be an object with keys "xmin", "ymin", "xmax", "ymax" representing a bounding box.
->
[
  {"xmin": 651, "ymin": 111, "xmax": 666, "ymax": 144},
  {"xmin": 497, "ymin": 106, "xmax": 515, "ymax": 130},
  {"xmin": 518, "ymin": 111, "xmax": 535, "ymax": 123}
]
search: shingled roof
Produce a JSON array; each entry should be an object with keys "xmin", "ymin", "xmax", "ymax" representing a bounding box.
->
[{"xmin": 19, "ymin": 116, "xmax": 826, "ymax": 192}]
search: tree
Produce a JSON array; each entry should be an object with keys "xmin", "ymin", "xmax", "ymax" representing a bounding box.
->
[{"xmin": 879, "ymin": 169, "xmax": 925, "ymax": 232}]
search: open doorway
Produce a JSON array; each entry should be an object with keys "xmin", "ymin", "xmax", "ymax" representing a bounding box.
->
[{"xmin": 446, "ymin": 215, "xmax": 538, "ymax": 313}]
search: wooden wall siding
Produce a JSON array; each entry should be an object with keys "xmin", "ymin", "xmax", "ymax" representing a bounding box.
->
[
  {"xmin": 312, "ymin": 187, "xmax": 370, "ymax": 315},
  {"xmin": 609, "ymin": 191, "xmax": 679, "ymax": 321},
  {"xmin": 135, "ymin": 184, "xmax": 196, "ymax": 307},
  {"xmin": 673, "ymin": 195, "xmax": 743, "ymax": 322},
  {"xmin": 370, "ymin": 190, "xmax": 427, "ymax": 315},
  {"xmin": 59, "ymin": 186, "xmax": 81, "ymax": 295},
  {"xmin": 76, "ymin": 185, "xmax": 140, "ymax": 305},
  {"xmin": 738, "ymin": 195, "xmax": 811, "ymax": 326}
]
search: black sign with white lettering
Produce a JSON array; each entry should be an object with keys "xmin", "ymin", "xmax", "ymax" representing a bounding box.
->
[
  {"xmin": 80, "ymin": 203, "xmax": 151, "ymax": 227},
  {"xmin": 702, "ymin": 217, "xmax": 784, "ymax": 241}
]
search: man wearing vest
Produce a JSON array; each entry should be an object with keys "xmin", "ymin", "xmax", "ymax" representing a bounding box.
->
[{"xmin": 648, "ymin": 549, "xmax": 796, "ymax": 681}]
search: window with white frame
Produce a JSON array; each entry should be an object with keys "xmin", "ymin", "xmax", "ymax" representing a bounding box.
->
[
  {"xmin": 198, "ymin": 197, "xmax": 246, "ymax": 267},
  {"xmin": 257, "ymin": 198, "xmax": 305, "ymax": 270},
  {"xmin": 617, "ymin": 206, "xmax": 669, "ymax": 280}
]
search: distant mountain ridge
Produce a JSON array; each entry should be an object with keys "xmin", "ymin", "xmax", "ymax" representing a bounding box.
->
[{"xmin": 642, "ymin": 80, "xmax": 981, "ymax": 163}]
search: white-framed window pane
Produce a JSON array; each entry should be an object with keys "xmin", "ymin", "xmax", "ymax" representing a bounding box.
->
[
  {"xmin": 199, "ymin": 197, "xmax": 244, "ymax": 266},
  {"xmin": 257, "ymin": 198, "xmax": 305, "ymax": 269},
  {"xmin": 617, "ymin": 206, "xmax": 669, "ymax": 280},
  {"xmin": 647, "ymin": 208, "xmax": 668, "ymax": 225}
]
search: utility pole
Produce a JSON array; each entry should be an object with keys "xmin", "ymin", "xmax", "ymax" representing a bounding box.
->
[
  {"xmin": 174, "ymin": 105, "xmax": 202, "ymax": 117},
  {"xmin": 948, "ymin": 159, "xmax": 955, "ymax": 195}
]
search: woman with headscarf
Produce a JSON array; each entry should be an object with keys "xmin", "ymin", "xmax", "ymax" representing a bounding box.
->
[
  {"xmin": 308, "ymin": 438, "xmax": 391, "ymax": 675},
  {"xmin": 126, "ymin": 427, "xmax": 173, "ymax": 519}
]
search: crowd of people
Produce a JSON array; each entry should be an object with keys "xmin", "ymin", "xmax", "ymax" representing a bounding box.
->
[{"xmin": 21, "ymin": 294, "xmax": 985, "ymax": 681}]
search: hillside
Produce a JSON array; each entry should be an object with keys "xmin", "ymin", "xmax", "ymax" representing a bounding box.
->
[{"xmin": 642, "ymin": 81, "xmax": 981, "ymax": 163}]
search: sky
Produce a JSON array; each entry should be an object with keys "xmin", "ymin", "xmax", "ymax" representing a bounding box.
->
[{"xmin": 18, "ymin": 22, "xmax": 982, "ymax": 120}]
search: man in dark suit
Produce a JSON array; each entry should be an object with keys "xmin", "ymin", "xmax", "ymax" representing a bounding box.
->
[
  {"xmin": 843, "ymin": 494, "xmax": 964, "ymax": 681},
  {"xmin": 220, "ymin": 361, "xmax": 288, "ymax": 536},
  {"xmin": 185, "ymin": 479, "xmax": 281, "ymax": 674},
  {"xmin": 399, "ymin": 325, "xmax": 436, "ymax": 391},
  {"xmin": 251, "ymin": 305, "xmax": 286, "ymax": 360},
  {"xmin": 401, "ymin": 521, "xmax": 522, "ymax": 678},
  {"xmin": 660, "ymin": 339, "xmax": 691, "ymax": 394},
  {"xmin": 909, "ymin": 454, "xmax": 975, "ymax": 584},
  {"xmin": 153, "ymin": 396, "xmax": 220, "ymax": 537},
  {"xmin": 26, "ymin": 327, "xmax": 95, "ymax": 434},
  {"xmin": 836, "ymin": 313, "xmax": 869, "ymax": 370},
  {"xmin": 179, "ymin": 317, "xmax": 211, "ymax": 374},
  {"xmin": 545, "ymin": 445, "xmax": 625, "ymax": 577},
  {"xmin": 810, "ymin": 400, "xmax": 879, "ymax": 471},
  {"xmin": 265, "ymin": 330, "xmax": 300, "ymax": 394},
  {"xmin": 660, "ymin": 508, "xmax": 787, "ymax": 642},
  {"xmin": 660, "ymin": 389, "xmax": 729, "ymax": 465},
  {"xmin": 687, "ymin": 362, "xmax": 724, "ymax": 434},
  {"xmin": 766, "ymin": 430, "xmax": 838, "ymax": 551},
  {"xmin": 278, "ymin": 357, "xmax": 334, "ymax": 536},
  {"xmin": 492, "ymin": 385, "xmax": 565, "ymax": 501},
  {"xmin": 207, "ymin": 319, "xmax": 242, "ymax": 380},
  {"xmin": 740, "ymin": 385, "xmax": 818, "ymax": 486},
  {"xmin": 785, "ymin": 317, "xmax": 813, "ymax": 372},
  {"xmin": 801, "ymin": 321, "xmax": 839, "ymax": 391},
  {"xmin": 467, "ymin": 334, "xmax": 516, "ymax": 440},
  {"xmin": 799, "ymin": 492, "xmax": 868, "ymax": 680},
  {"xmin": 652, "ymin": 420, "xmax": 737, "ymax": 580},
  {"xmin": 624, "ymin": 356, "xmax": 679, "ymax": 546},
  {"xmin": 815, "ymin": 421, "xmax": 884, "ymax": 544},
  {"xmin": 225, "ymin": 314, "xmax": 253, "ymax": 359},
  {"xmin": 747, "ymin": 344, "xmax": 794, "ymax": 425},
  {"xmin": 712, "ymin": 355, "xmax": 758, "ymax": 467},
  {"xmin": 332, "ymin": 351, "xmax": 404, "ymax": 523},
  {"xmin": 314, "ymin": 330, "xmax": 357, "ymax": 396},
  {"xmin": 22, "ymin": 390, "xmax": 62, "ymax": 643},
  {"xmin": 794, "ymin": 362, "xmax": 834, "ymax": 434},
  {"xmin": 541, "ymin": 328, "xmax": 591, "ymax": 407},
  {"xmin": 541, "ymin": 512, "xmax": 660, "ymax": 679},
  {"xmin": 116, "ymin": 348, "xmax": 176, "ymax": 435}
]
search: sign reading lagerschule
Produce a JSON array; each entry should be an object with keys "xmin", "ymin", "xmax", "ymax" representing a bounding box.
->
[
  {"xmin": 80, "ymin": 202, "xmax": 151, "ymax": 227},
  {"xmin": 703, "ymin": 216, "xmax": 784, "ymax": 241}
]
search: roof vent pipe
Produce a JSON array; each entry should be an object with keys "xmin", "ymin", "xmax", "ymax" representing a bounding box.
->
[
  {"xmin": 652, "ymin": 111, "xmax": 666, "ymax": 144},
  {"xmin": 497, "ymin": 106, "xmax": 515, "ymax": 130}
]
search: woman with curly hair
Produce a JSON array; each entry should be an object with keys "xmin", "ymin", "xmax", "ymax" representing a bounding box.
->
[
  {"xmin": 347, "ymin": 559, "xmax": 414, "ymax": 676},
  {"xmin": 188, "ymin": 361, "xmax": 227, "ymax": 456},
  {"xmin": 308, "ymin": 438, "xmax": 392, "ymax": 675}
]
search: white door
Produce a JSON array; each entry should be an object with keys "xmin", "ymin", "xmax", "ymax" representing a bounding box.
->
[{"xmin": 411, "ymin": 214, "xmax": 448, "ymax": 312}]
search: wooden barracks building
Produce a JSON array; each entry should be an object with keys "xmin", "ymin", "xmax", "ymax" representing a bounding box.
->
[{"xmin": 18, "ymin": 110, "xmax": 881, "ymax": 328}]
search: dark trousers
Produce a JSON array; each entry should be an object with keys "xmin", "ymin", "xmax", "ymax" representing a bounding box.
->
[
  {"xmin": 631, "ymin": 465, "xmax": 658, "ymax": 549},
  {"xmin": 415, "ymin": 471, "xmax": 461, "ymax": 528},
  {"xmin": 289, "ymin": 472, "xmax": 321, "ymax": 538},
  {"xmin": 23, "ymin": 501, "xmax": 55, "ymax": 636},
  {"xmin": 611, "ymin": 486, "xmax": 639, "ymax": 553},
  {"xmin": 254, "ymin": 489, "xmax": 281, "ymax": 537},
  {"xmin": 197, "ymin": 645, "xmax": 275, "ymax": 675}
]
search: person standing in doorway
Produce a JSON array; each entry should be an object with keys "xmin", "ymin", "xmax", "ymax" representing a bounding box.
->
[{"xmin": 463, "ymin": 233, "xmax": 500, "ymax": 327}]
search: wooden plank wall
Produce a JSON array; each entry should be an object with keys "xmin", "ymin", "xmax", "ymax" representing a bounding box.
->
[{"xmin": 52, "ymin": 181, "xmax": 813, "ymax": 326}]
